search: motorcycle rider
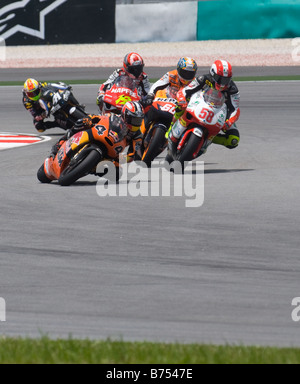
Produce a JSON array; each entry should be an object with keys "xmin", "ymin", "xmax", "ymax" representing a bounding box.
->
[
  {"xmin": 142, "ymin": 57, "xmax": 198, "ymax": 132},
  {"xmin": 23, "ymin": 78, "xmax": 80, "ymax": 133},
  {"xmin": 167, "ymin": 60, "xmax": 241, "ymax": 156},
  {"xmin": 50, "ymin": 101, "xmax": 145, "ymax": 164},
  {"xmin": 97, "ymin": 52, "xmax": 151, "ymax": 112}
]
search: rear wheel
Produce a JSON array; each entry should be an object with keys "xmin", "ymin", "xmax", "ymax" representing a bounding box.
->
[
  {"xmin": 59, "ymin": 150, "xmax": 102, "ymax": 186},
  {"xmin": 142, "ymin": 126, "xmax": 167, "ymax": 167},
  {"xmin": 176, "ymin": 133, "xmax": 204, "ymax": 167}
]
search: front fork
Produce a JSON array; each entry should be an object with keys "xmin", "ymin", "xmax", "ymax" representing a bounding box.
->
[
  {"xmin": 168, "ymin": 119, "xmax": 187, "ymax": 157},
  {"xmin": 168, "ymin": 122, "xmax": 210, "ymax": 159}
]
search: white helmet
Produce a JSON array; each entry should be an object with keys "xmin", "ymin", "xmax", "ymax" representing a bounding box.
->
[{"xmin": 210, "ymin": 60, "xmax": 233, "ymax": 91}]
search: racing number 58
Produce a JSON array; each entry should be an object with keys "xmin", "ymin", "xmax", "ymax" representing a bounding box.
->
[{"xmin": 199, "ymin": 108, "xmax": 214, "ymax": 123}]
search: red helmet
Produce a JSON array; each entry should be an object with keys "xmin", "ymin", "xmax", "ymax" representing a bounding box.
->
[
  {"xmin": 121, "ymin": 101, "xmax": 144, "ymax": 134},
  {"xmin": 210, "ymin": 60, "xmax": 233, "ymax": 91},
  {"xmin": 123, "ymin": 52, "xmax": 145, "ymax": 79}
]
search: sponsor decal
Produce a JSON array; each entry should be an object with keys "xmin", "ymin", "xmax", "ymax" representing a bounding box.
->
[
  {"xmin": 57, "ymin": 146, "xmax": 64, "ymax": 166},
  {"xmin": 0, "ymin": 0, "xmax": 67, "ymax": 42},
  {"xmin": 70, "ymin": 132, "xmax": 84, "ymax": 147}
]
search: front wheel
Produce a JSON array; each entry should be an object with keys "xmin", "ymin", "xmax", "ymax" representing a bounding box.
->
[
  {"xmin": 37, "ymin": 164, "xmax": 52, "ymax": 184},
  {"xmin": 59, "ymin": 149, "xmax": 102, "ymax": 186},
  {"xmin": 176, "ymin": 133, "xmax": 204, "ymax": 167},
  {"xmin": 142, "ymin": 125, "xmax": 167, "ymax": 167}
]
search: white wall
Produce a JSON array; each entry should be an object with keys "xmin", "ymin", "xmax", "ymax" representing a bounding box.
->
[{"xmin": 116, "ymin": 2, "xmax": 198, "ymax": 43}]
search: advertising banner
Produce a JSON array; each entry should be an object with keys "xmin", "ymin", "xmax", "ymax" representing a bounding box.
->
[{"xmin": 0, "ymin": 0, "xmax": 116, "ymax": 46}]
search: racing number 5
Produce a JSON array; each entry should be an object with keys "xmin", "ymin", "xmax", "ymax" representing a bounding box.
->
[
  {"xmin": 199, "ymin": 108, "xmax": 214, "ymax": 123},
  {"xmin": 116, "ymin": 95, "xmax": 132, "ymax": 106}
]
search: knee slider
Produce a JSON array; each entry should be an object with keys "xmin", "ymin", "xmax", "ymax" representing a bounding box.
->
[{"xmin": 225, "ymin": 128, "xmax": 240, "ymax": 149}]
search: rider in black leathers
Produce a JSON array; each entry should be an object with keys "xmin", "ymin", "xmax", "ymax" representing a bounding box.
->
[{"xmin": 23, "ymin": 79, "xmax": 82, "ymax": 133}]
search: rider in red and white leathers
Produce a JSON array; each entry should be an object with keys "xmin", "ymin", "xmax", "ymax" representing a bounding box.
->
[
  {"xmin": 97, "ymin": 52, "xmax": 151, "ymax": 112},
  {"xmin": 168, "ymin": 60, "xmax": 241, "ymax": 154}
]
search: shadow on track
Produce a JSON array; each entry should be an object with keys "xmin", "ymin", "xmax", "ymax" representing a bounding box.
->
[{"xmin": 204, "ymin": 169, "xmax": 255, "ymax": 175}]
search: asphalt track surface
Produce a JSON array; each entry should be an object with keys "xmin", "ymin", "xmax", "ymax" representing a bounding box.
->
[
  {"xmin": 0, "ymin": 77, "xmax": 300, "ymax": 347},
  {"xmin": 1, "ymin": 66, "xmax": 300, "ymax": 82}
]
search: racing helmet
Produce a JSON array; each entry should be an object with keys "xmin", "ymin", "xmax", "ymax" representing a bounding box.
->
[
  {"xmin": 24, "ymin": 78, "xmax": 41, "ymax": 101},
  {"xmin": 123, "ymin": 52, "xmax": 145, "ymax": 79},
  {"xmin": 210, "ymin": 60, "xmax": 233, "ymax": 91},
  {"xmin": 177, "ymin": 57, "xmax": 198, "ymax": 86},
  {"xmin": 121, "ymin": 101, "xmax": 145, "ymax": 134}
]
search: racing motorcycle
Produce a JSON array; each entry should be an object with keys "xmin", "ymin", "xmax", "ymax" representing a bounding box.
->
[
  {"xmin": 37, "ymin": 114, "xmax": 127, "ymax": 186},
  {"xmin": 40, "ymin": 84, "xmax": 87, "ymax": 129},
  {"xmin": 141, "ymin": 86, "xmax": 178, "ymax": 167},
  {"xmin": 168, "ymin": 88, "xmax": 227, "ymax": 167},
  {"xmin": 99, "ymin": 75, "xmax": 141, "ymax": 114}
]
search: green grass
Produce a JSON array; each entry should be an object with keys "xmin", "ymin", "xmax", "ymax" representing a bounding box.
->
[
  {"xmin": 0, "ymin": 337, "xmax": 300, "ymax": 364},
  {"xmin": 0, "ymin": 79, "xmax": 103, "ymax": 86},
  {"xmin": 1, "ymin": 75, "xmax": 300, "ymax": 87},
  {"xmin": 235, "ymin": 75, "xmax": 300, "ymax": 82}
]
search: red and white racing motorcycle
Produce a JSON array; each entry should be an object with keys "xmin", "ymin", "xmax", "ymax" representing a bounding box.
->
[
  {"xmin": 99, "ymin": 75, "xmax": 141, "ymax": 114},
  {"xmin": 168, "ymin": 88, "xmax": 227, "ymax": 166}
]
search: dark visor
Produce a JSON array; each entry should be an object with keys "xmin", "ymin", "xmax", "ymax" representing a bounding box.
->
[
  {"xmin": 127, "ymin": 115, "xmax": 143, "ymax": 127},
  {"xmin": 27, "ymin": 89, "xmax": 40, "ymax": 98},
  {"xmin": 213, "ymin": 74, "xmax": 231, "ymax": 86},
  {"xmin": 128, "ymin": 64, "xmax": 144, "ymax": 78},
  {"xmin": 178, "ymin": 68, "xmax": 196, "ymax": 81}
]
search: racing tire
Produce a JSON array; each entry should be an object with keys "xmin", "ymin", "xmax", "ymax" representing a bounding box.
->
[
  {"xmin": 176, "ymin": 133, "xmax": 204, "ymax": 167},
  {"xmin": 58, "ymin": 150, "xmax": 102, "ymax": 186},
  {"xmin": 142, "ymin": 126, "xmax": 167, "ymax": 167},
  {"xmin": 37, "ymin": 164, "xmax": 52, "ymax": 184}
]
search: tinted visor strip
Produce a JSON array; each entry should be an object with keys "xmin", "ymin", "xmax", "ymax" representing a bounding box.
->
[
  {"xmin": 214, "ymin": 74, "xmax": 231, "ymax": 85},
  {"xmin": 179, "ymin": 69, "xmax": 195, "ymax": 80},
  {"xmin": 128, "ymin": 116, "xmax": 143, "ymax": 126}
]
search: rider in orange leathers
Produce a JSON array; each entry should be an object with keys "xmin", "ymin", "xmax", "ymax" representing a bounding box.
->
[{"xmin": 141, "ymin": 57, "xmax": 198, "ymax": 133}]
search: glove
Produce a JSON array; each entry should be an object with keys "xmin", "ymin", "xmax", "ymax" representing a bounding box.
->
[
  {"xmin": 141, "ymin": 93, "xmax": 155, "ymax": 107},
  {"xmin": 176, "ymin": 89, "xmax": 188, "ymax": 110},
  {"xmin": 223, "ymin": 120, "xmax": 232, "ymax": 132},
  {"xmin": 97, "ymin": 92, "xmax": 105, "ymax": 106},
  {"xmin": 74, "ymin": 117, "xmax": 93, "ymax": 131},
  {"xmin": 35, "ymin": 112, "xmax": 47, "ymax": 122}
]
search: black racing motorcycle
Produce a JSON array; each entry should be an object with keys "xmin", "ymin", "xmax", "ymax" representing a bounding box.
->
[{"xmin": 40, "ymin": 84, "xmax": 88, "ymax": 129}]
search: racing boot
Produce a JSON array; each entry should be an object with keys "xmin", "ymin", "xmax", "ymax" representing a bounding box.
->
[
  {"xmin": 213, "ymin": 126, "xmax": 240, "ymax": 149},
  {"xmin": 49, "ymin": 138, "xmax": 66, "ymax": 159},
  {"xmin": 164, "ymin": 132, "xmax": 179, "ymax": 164}
]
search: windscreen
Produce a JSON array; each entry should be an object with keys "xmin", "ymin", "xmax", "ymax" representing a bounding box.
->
[
  {"xmin": 203, "ymin": 88, "xmax": 225, "ymax": 108},
  {"xmin": 114, "ymin": 75, "xmax": 138, "ymax": 92}
]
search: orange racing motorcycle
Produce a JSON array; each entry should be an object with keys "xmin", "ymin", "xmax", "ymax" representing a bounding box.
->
[
  {"xmin": 37, "ymin": 114, "xmax": 127, "ymax": 186},
  {"xmin": 141, "ymin": 86, "xmax": 178, "ymax": 167}
]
